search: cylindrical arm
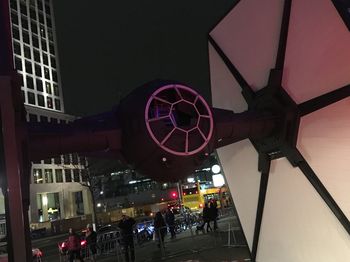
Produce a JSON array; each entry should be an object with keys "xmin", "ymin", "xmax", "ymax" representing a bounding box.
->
[{"xmin": 212, "ymin": 108, "xmax": 280, "ymax": 149}]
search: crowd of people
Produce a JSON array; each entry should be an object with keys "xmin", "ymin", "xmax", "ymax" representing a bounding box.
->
[{"xmin": 63, "ymin": 200, "xmax": 219, "ymax": 261}]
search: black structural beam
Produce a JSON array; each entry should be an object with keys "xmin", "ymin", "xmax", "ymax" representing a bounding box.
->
[
  {"xmin": 275, "ymin": 0, "xmax": 292, "ymax": 70},
  {"xmin": 297, "ymin": 150, "xmax": 350, "ymax": 235},
  {"xmin": 298, "ymin": 84, "xmax": 350, "ymax": 116},
  {"xmin": 251, "ymin": 154, "xmax": 271, "ymax": 261},
  {"xmin": 208, "ymin": 35, "xmax": 255, "ymax": 103}
]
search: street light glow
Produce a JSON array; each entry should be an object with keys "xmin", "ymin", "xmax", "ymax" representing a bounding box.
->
[{"xmin": 211, "ymin": 164, "xmax": 221, "ymax": 174}]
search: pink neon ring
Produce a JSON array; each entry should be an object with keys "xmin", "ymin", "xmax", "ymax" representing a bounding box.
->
[{"xmin": 145, "ymin": 84, "xmax": 213, "ymax": 156}]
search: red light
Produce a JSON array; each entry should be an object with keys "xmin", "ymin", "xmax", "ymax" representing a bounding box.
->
[
  {"xmin": 171, "ymin": 192, "xmax": 177, "ymax": 198},
  {"xmin": 183, "ymin": 192, "xmax": 186, "ymax": 196},
  {"xmin": 199, "ymin": 203, "xmax": 203, "ymax": 208},
  {"xmin": 81, "ymin": 240, "xmax": 87, "ymax": 246},
  {"xmin": 61, "ymin": 242, "xmax": 66, "ymax": 248}
]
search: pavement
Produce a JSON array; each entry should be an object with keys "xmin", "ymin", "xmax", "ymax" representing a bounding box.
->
[{"xmin": 30, "ymin": 215, "xmax": 251, "ymax": 262}]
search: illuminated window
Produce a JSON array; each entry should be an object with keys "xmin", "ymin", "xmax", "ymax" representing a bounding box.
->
[
  {"xmin": 53, "ymin": 84, "xmax": 59, "ymax": 96},
  {"xmin": 47, "ymin": 96, "xmax": 53, "ymax": 108},
  {"xmin": 45, "ymin": 81, "xmax": 51, "ymax": 93},
  {"xmin": 44, "ymin": 169, "xmax": 53, "ymax": 183},
  {"xmin": 44, "ymin": 67, "xmax": 50, "ymax": 79},
  {"xmin": 33, "ymin": 169, "xmax": 43, "ymax": 184}
]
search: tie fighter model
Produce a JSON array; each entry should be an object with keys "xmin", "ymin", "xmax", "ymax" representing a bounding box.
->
[{"xmin": 2, "ymin": 0, "xmax": 350, "ymax": 261}]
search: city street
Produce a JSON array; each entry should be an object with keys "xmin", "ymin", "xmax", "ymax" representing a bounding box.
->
[{"xmin": 33, "ymin": 216, "xmax": 250, "ymax": 262}]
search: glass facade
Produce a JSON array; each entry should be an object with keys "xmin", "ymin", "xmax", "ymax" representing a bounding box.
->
[
  {"xmin": 8, "ymin": 0, "xmax": 90, "ymax": 223},
  {"xmin": 10, "ymin": 0, "xmax": 64, "ymax": 112}
]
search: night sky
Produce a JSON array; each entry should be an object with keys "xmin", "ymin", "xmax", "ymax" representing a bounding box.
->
[{"xmin": 52, "ymin": 0, "xmax": 236, "ymax": 116}]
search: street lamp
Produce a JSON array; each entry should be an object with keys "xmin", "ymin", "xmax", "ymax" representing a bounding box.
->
[{"xmin": 211, "ymin": 164, "xmax": 221, "ymax": 174}]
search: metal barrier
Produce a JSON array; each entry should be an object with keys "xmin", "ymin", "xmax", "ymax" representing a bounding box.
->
[
  {"xmin": 59, "ymin": 239, "xmax": 124, "ymax": 262},
  {"xmin": 137, "ymin": 217, "xmax": 249, "ymax": 262},
  {"xmin": 56, "ymin": 215, "xmax": 248, "ymax": 261}
]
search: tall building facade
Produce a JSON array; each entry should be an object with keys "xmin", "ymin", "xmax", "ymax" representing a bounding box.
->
[{"xmin": 7, "ymin": 0, "xmax": 93, "ymax": 225}]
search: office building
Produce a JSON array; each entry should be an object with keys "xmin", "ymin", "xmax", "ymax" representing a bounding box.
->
[{"xmin": 7, "ymin": 0, "xmax": 93, "ymax": 225}]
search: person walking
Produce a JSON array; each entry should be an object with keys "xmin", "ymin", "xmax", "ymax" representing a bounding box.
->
[
  {"xmin": 202, "ymin": 203, "xmax": 212, "ymax": 232},
  {"xmin": 67, "ymin": 228, "xmax": 83, "ymax": 262},
  {"xmin": 154, "ymin": 211, "xmax": 167, "ymax": 248},
  {"xmin": 85, "ymin": 224, "xmax": 97, "ymax": 261},
  {"xmin": 165, "ymin": 208, "xmax": 176, "ymax": 239},
  {"xmin": 118, "ymin": 215, "xmax": 136, "ymax": 262},
  {"xmin": 210, "ymin": 201, "xmax": 218, "ymax": 230}
]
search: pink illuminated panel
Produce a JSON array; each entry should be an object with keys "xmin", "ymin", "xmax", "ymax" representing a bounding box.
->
[
  {"xmin": 297, "ymin": 98, "xmax": 350, "ymax": 220},
  {"xmin": 282, "ymin": 0, "xmax": 350, "ymax": 103},
  {"xmin": 210, "ymin": 0, "xmax": 284, "ymax": 91}
]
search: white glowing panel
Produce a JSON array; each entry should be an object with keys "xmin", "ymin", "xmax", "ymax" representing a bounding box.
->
[
  {"xmin": 208, "ymin": 43, "xmax": 247, "ymax": 113},
  {"xmin": 217, "ymin": 140, "xmax": 260, "ymax": 251},
  {"xmin": 212, "ymin": 174, "xmax": 225, "ymax": 188},
  {"xmin": 257, "ymin": 158, "xmax": 350, "ymax": 262},
  {"xmin": 210, "ymin": 0, "xmax": 284, "ymax": 91},
  {"xmin": 282, "ymin": 0, "xmax": 350, "ymax": 103},
  {"xmin": 297, "ymin": 98, "xmax": 350, "ymax": 220},
  {"xmin": 209, "ymin": 40, "xmax": 260, "ymax": 251}
]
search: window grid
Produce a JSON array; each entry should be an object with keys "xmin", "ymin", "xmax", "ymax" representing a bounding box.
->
[{"xmin": 10, "ymin": 0, "xmax": 64, "ymax": 112}]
